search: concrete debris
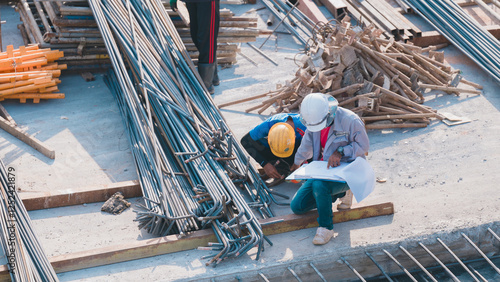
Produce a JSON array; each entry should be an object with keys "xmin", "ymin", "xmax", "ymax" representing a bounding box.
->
[{"xmin": 101, "ymin": 192, "xmax": 131, "ymax": 215}]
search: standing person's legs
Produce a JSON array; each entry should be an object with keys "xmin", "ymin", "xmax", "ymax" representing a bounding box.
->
[
  {"xmin": 185, "ymin": 2, "xmax": 199, "ymax": 50},
  {"xmin": 185, "ymin": 1, "xmax": 220, "ymax": 93},
  {"xmin": 193, "ymin": 0, "xmax": 219, "ymax": 64}
]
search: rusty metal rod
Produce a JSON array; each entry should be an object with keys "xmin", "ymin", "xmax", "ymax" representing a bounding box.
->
[
  {"xmin": 341, "ymin": 257, "xmax": 366, "ymax": 282},
  {"xmin": 468, "ymin": 265, "xmax": 488, "ymax": 282},
  {"xmin": 309, "ymin": 262, "xmax": 327, "ymax": 282},
  {"xmin": 382, "ymin": 249, "xmax": 418, "ymax": 282},
  {"xmin": 287, "ymin": 266, "xmax": 303, "ymax": 282},
  {"xmin": 461, "ymin": 232, "xmax": 500, "ymax": 275},
  {"xmin": 488, "ymin": 228, "xmax": 500, "ymax": 243},
  {"xmin": 437, "ymin": 238, "xmax": 480, "ymax": 282},
  {"xmin": 399, "ymin": 245, "xmax": 438, "ymax": 282},
  {"xmin": 365, "ymin": 251, "xmax": 394, "ymax": 282},
  {"xmin": 419, "ymin": 242, "xmax": 460, "ymax": 282}
]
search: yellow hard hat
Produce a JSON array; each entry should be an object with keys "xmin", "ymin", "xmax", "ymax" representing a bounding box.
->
[{"xmin": 268, "ymin": 122, "xmax": 295, "ymax": 158}]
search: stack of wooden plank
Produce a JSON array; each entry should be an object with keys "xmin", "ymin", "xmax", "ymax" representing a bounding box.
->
[
  {"xmin": 341, "ymin": 0, "xmax": 421, "ymax": 42},
  {"xmin": 242, "ymin": 18, "xmax": 482, "ymax": 130},
  {"xmin": 0, "ymin": 45, "xmax": 65, "ymax": 104},
  {"xmin": 16, "ymin": 0, "xmax": 259, "ymax": 70}
]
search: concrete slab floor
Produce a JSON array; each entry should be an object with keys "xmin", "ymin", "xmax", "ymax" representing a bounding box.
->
[{"xmin": 0, "ymin": 1, "xmax": 499, "ymax": 281}]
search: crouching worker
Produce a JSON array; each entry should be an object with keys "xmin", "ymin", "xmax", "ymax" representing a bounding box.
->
[
  {"xmin": 241, "ymin": 113, "xmax": 306, "ymax": 186},
  {"xmin": 289, "ymin": 93, "xmax": 369, "ymax": 245}
]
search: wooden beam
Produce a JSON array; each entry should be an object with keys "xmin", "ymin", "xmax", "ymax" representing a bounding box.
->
[
  {"xmin": 20, "ymin": 180, "xmax": 142, "ymax": 211},
  {"xmin": 0, "ymin": 103, "xmax": 16, "ymax": 126},
  {"xmin": 0, "ymin": 202, "xmax": 393, "ymax": 278},
  {"xmin": 0, "ymin": 116, "xmax": 55, "ymax": 159},
  {"xmin": 297, "ymin": 0, "xmax": 329, "ymax": 24},
  {"xmin": 318, "ymin": 0, "xmax": 347, "ymax": 19},
  {"xmin": 261, "ymin": 202, "xmax": 394, "ymax": 235}
]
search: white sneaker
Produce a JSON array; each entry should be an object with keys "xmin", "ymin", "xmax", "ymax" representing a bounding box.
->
[
  {"xmin": 312, "ymin": 227, "xmax": 335, "ymax": 245},
  {"xmin": 337, "ymin": 190, "xmax": 353, "ymax": 210}
]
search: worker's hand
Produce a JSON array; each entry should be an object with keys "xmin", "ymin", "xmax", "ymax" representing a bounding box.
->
[
  {"xmin": 290, "ymin": 163, "xmax": 300, "ymax": 172},
  {"xmin": 263, "ymin": 162, "xmax": 282, "ymax": 179},
  {"xmin": 170, "ymin": 0, "xmax": 178, "ymax": 11},
  {"xmin": 327, "ymin": 151, "xmax": 342, "ymax": 168}
]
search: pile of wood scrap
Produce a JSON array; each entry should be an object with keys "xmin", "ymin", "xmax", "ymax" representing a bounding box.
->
[
  {"xmin": 0, "ymin": 45, "xmax": 65, "ymax": 104},
  {"xmin": 242, "ymin": 18, "xmax": 482, "ymax": 130},
  {"xmin": 16, "ymin": 0, "xmax": 260, "ymax": 70}
]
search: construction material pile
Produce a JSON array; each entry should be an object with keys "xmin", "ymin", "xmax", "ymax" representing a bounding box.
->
[
  {"xmin": 343, "ymin": 0, "xmax": 419, "ymax": 41},
  {"xmin": 16, "ymin": 0, "xmax": 259, "ymax": 70},
  {"xmin": 0, "ymin": 160, "xmax": 58, "ymax": 281},
  {"xmin": 247, "ymin": 18, "xmax": 482, "ymax": 129},
  {"xmin": 405, "ymin": 0, "xmax": 500, "ymax": 84},
  {"xmin": 0, "ymin": 45, "xmax": 65, "ymax": 103},
  {"xmin": 90, "ymin": 0, "xmax": 281, "ymax": 265}
]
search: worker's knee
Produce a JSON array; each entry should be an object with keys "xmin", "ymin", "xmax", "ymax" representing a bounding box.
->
[
  {"xmin": 311, "ymin": 180, "xmax": 331, "ymax": 198},
  {"xmin": 290, "ymin": 197, "xmax": 307, "ymax": 215}
]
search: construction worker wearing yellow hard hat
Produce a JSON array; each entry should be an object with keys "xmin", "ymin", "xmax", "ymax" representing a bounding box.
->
[{"xmin": 240, "ymin": 113, "xmax": 306, "ymax": 186}]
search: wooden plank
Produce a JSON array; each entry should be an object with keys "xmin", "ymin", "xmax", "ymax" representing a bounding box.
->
[
  {"xmin": 0, "ymin": 229, "xmax": 216, "ymax": 279},
  {"xmin": 297, "ymin": 0, "xmax": 329, "ymax": 24},
  {"xmin": 366, "ymin": 0, "xmax": 410, "ymax": 32},
  {"xmin": 0, "ymin": 202, "xmax": 393, "ymax": 278},
  {"xmin": 318, "ymin": 0, "xmax": 347, "ymax": 19},
  {"xmin": 20, "ymin": 180, "xmax": 142, "ymax": 210},
  {"xmin": 261, "ymin": 202, "xmax": 394, "ymax": 235},
  {"xmin": 356, "ymin": 0, "xmax": 398, "ymax": 35},
  {"xmin": 411, "ymin": 25, "xmax": 500, "ymax": 47},
  {"xmin": 0, "ymin": 116, "xmax": 55, "ymax": 159},
  {"xmin": 0, "ymin": 103, "xmax": 16, "ymax": 126}
]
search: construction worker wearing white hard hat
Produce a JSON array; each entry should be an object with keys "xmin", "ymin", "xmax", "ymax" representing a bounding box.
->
[
  {"xmin": 289, "ymin": 93, "xmax": 370, "ymax": 245},
  {"xmin": 240, "ymin": 113, "xmax": 306, "ymax": 185}
]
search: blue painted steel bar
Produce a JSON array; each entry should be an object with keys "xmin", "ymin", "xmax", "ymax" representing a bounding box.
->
[
  {"xmin": 0, "ymin": 159, "xmax": 59, "ymax": 281},
  {"xmin": 87, "ymin": 0, "xmax": 284, "ymax": 265},
  {"xmin": 403, "ymin": 0, "xmax": 500, "ymax": 84}
]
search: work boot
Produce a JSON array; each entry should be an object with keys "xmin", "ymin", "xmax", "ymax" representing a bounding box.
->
[
  {"xmin": 312, "ymin": 227, "xmax": 335, "ymax": 245},
  {"xmin": 337, "ymin": 189, "xmax": 353, "ymax": 210},
  {"xmin": 213, "ymin": 59, "xmax": 220, "ymax": 86},
  {"xmin": 198, "ymin": 63, "xmax": 215, "ymax": 94}
]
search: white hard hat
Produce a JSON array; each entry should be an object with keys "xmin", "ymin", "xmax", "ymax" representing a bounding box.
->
[{"xmin": 299, "ymin": 93, "xmax": 338, "ymax": 132}]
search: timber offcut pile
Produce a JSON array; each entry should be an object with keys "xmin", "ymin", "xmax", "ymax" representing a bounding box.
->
[
  {"xmin": 16, "ymin": 0, "xmax": 259, "ymax": 70},
  {"xmin": 245, "ymin": 18, "xmax": 482, "ymax": 130},
  {"xmin": 0, "ymin": 45, "xmax": 65, "ymax": 104}
]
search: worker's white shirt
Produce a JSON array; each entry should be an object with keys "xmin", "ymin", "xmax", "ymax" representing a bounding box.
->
[{"xmin": 294, "ymin": 107, "xmax": 370, "ymax": 165}]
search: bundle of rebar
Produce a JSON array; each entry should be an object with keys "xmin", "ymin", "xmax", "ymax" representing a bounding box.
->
[
  {"xmin": 89, "ymin": 0, "xmax": 283, "ymax": 265},
  {"xmin": 243, "ymin": 18, "xmax": 482, "ymax": 129},
  {"xmin": 16, "ymin": 0, "xmax": 259, "ymax": 70},
  {"xmin": 0, "ymin": 159, "xmax": 59, "ymax": 281},
  {"xmin": 0, "ymin": 45, "xmax": 65, "ymax": 104},
  {"xmin": 403, "ymin": 0, "xmax": 500, "ymax": 84}
]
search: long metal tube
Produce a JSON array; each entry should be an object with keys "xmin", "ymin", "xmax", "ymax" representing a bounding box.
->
[
  {"xmin": 89, "ymin": 0, "xmax": 283, "ymax": 265},
  {"xmin": 403, "ymin": 0, "xmax": 500, "ymax": 84}
]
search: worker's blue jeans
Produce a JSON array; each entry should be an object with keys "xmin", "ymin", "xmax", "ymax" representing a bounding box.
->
[{"xmin": 290, "ymin": 180, "xmax": 350, "ymax": 230}]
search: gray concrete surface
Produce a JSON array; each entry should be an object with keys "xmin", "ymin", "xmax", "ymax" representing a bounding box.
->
[{"xmin": 0, "ymin": 1, "xmax": 499, "ymax": 281}]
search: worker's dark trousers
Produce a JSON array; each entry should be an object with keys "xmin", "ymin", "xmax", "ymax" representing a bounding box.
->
[
  {"xmin": 240, "ymin": 133, "xmax": 299, "ymax": 174},
  {"xmin": 185, "ymin": 0, "xmax": 220, "ymax": 64}
]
